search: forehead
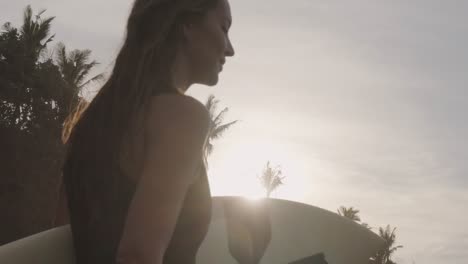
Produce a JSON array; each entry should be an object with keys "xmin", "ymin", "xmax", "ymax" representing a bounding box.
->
[{"xmin": 213, "ymin": 0, "xmax": 232, "ymax": 22}]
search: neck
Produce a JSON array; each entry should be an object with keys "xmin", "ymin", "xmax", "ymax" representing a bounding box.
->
[{"xmin": 172, "ymin": 52, "xmax": 192, "ymax": 94}]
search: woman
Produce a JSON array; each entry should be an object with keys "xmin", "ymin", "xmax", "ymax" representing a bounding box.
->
[{"xmin": 56, "ymin": 0, "xmax": 235, "ymax": 263}]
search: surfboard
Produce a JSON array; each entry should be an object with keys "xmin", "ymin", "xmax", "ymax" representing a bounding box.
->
[
  {"xmin": 0, "ymin": 222, "xmax": 74, "ymax": 264},
  {"xmin": 0, "ymin": 196, "xmax": 384, "ymax": 264},
  {"xmin": 197, "ymin": 196, "xmax": 384, "ymax": 264}
]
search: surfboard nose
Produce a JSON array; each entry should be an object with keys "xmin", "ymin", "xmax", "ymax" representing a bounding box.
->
[{"xmin": 0, "ymin": 225, "xmax": 75, "ymax": 264}]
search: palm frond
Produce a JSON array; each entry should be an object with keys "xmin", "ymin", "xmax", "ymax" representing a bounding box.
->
[
  {"xmin": 337, "ymin": 206, "xmax": 361, "ymax": 222},
  {"xmin": 205, "ymin": 94, "xmax": 219, "ymax": 119},
  {"xmin": 209, "ymin": 120, "xmax": 238, "ymax": 140},
  {"xmin": 205, "ymin": 94, "xmax": 217, "ymax": 110},
  {"xmin": 78, "ymin": 72, "xmax": 106, "ymax": 89},
  {"xmin": 20, "ymin": 5, "xmax": 54, "ymax": 60},
  {"xmin": 56, "ymin": 42, "xmax": 70, "ymax": 82},
  {"xmin": 203, "ymin": 94, "xmax": 237, "ymax": 159},
  {"xmin": 2, "ymin": 22, "xmax": 12, "ymax": 31},
  {"xmin": 37, "ymin": 16, "xmax": 55, "ymax": 45},
  {"xmin": 213, "ymin": 107, "xmax": 228, "ymax": 125},
  {"xmin": 55, "ymin": 43, "xmax": 103, "ymax": 92},
  {"xmin": 259, "ymin": 161, "xmax": 285, "ymax": 197},
  {"xmin": 22, "ymin": 5, "xmax": 33, "ymax": 36},
  {"xmin": 41, "ymin": 34, "xmax": 55, "ymax": 48},
  {"xmin": 37, "ymin": 9, "xmax": 47, "ymax": 18}
]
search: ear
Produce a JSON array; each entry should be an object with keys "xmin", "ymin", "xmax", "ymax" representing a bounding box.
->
[
  {"xmin": 180, "ymin": 12, "xmax": 207, "ymax": 42},
  {"xmin": 181, "ymin": 20, "xmax": 198, "ymax": 42}
]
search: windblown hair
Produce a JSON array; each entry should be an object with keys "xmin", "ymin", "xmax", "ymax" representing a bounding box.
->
[
  {"xmin": 61, "ymin": 0, "xmax": 219, "ymax": 261},
  {"xmin": 64, "ymin": 0, "xmax": 219, "ymax": 194}
]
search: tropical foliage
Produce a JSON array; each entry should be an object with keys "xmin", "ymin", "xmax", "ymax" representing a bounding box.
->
[
  {"xmin": 0, "ymin": 5, "xmax": 99, "ymax": 244},
  {"xmin": 369, "ymin": 225, "xmax": 403, "ymax": 264},
  {"xmin": 259, "ymin": 161, "xmax": 285, "ymax": 198},
  {"xmin": 337, "ymin": 206, "xmax": 403, "ymax": 264},
  {"xmin": 337, "ymin": 206, "xmax": 361, "ymax": 222},
  {"xmin": 204, "ymin": 94, "xmax": 238, "ymax": 162},
  {"xmin": 337, "ymin": 206, "xmax": 371, "ymax": 229}
]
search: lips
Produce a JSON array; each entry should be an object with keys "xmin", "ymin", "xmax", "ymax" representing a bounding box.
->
[{"xmin": 219, "ymin": 59, "xmax": 225, "ymax": 72}]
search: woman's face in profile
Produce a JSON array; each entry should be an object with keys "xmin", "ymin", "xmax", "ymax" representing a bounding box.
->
[{"xmin": 184, "ymin": 0, "xmax": 235, "ymax": 86}]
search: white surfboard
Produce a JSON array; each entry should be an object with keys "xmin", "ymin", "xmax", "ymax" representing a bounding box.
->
[
  {"xmin": 197, "ymin": 196, "xmax": 384, "ymax": 264},
  {"xmin": 0, "ymin": 196, "xmax": 384, "ymax": 264},
  {"xmin": 0, "ymin": 224, "xmax": 75, "ymax": 264}
]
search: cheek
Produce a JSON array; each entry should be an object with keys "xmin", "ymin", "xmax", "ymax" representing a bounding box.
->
[
  {"xmin": 185, "ymin": 23, "xmax": 226, "ymax": 76},
  {"xmin": 194, "ymin": 25, "xmax": 225, "ymax": 56},
  {"xmin": 212, "ymin": 30, "xmax": 227, "ymax": 55}
]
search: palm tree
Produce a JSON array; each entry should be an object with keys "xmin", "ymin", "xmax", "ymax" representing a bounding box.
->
[
  {"xmin": 55, "ymin": 43, "xmax": 105, "ymax": 99},
  {"xmin": 55, "ymin": 42, "xmax": 105, "ymax": 90},
  {"xmin": 369, "ymin": 225, "xmax": 403, "ymax": 264},
  {"xmin": 20, "ymin": 5, "xmax": 55, "ymax": 64},
  {"xmin": 337, "ymin": 206, "xmax": 372, "ymax": 230},
  {"xmin": 337, "ymin": 206, "xmax": 361, "ymax": 222},
  {"xmin": 204, "ymin": 94, "xmax": 238, "ymax": 160},
  {"xmin": 259, "ymin": 161, "xmax": 285, "ymax": 198},
  {"xmin": 8, "ymin": 5, "xmax": 55, "ymax": 127},
  {"xmin": 54, "ymin": 42, "xmax": 105, "ymax": 120},
  {"xmin": 0, "ymin": 5, "xmax": 106, "ymax": 244}
]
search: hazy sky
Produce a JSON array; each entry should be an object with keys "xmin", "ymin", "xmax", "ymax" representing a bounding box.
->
[{"xmin": 2, "ymin": 0, "xmax": 468, "ymax": 263}]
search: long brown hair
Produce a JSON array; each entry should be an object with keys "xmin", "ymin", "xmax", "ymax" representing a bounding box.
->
[{"xmin": 63, "ymin": 0, "xmax": 220, "ymax": 211}]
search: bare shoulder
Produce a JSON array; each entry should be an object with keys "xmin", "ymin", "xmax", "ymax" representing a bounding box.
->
[
  {"xmin": 148, "ymin": 94, "xmax": 209, "ymax": 119},
  {"xmin": 145, "ymin": 94, "xmax": 210, "ymax": 139},
  {"xmin": 118, "ymin": 95, "xmax": 211, "ymax": 263}
]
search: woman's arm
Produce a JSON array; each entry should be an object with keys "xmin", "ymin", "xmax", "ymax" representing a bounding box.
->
[{"xmin": 116, "ymin": 95, "xmax": 210, "ymax": 264}]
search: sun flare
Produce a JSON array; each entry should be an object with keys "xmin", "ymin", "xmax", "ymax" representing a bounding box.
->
[{"xmin": 206, "ymin": 137, "xmax": 310, "ymax": 202}]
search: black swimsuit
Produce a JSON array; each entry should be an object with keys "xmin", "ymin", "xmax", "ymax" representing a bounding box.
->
[
  {"xmin": 64, "ymin": 92, "xmax": 212, "ymax": 264},
  {"xmin": 162, "ymin": 166, "xmax": 212, "ymax": 263}
]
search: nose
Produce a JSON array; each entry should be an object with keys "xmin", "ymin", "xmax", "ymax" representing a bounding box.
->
[{"xmin": 225, "ymin": 37, "xmax": 235, "ymax": 57}]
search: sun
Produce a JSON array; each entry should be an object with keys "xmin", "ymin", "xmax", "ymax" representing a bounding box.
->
[
  {"xmin": 208, "ymin": 174, "xmax": 265, "ymax": 198},
  {"xmin": 206, "ymin": 138, "xmax": 308, "ymax": 201}
]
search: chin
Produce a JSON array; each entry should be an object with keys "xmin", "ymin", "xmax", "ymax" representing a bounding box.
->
[{"xmin": 198, "ymin": 74, "xmax": 219, "ymax": 87}]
